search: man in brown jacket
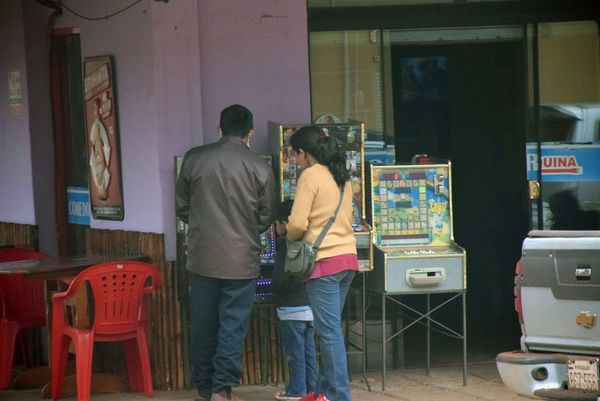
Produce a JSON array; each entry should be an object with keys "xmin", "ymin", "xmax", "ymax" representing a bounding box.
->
[{"xmin": 176, "ymin": 104, "xmax": 276, "ymax": 401}]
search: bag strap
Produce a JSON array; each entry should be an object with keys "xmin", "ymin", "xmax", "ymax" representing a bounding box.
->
[{"xmin": 313, "ymin": 185, "xmax": 345, "ymax": 250}]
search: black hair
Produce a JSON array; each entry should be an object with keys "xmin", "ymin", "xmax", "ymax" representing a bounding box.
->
[
  {"xmin": 219, "ymin": 104, "xmax": 253, "ymax": 137},
  {"xmin": 290, "ymin": 125, "xmax": 350, "ymax": 186},
  {"xmin": 276, "ymin": 199, "xmax": 294, "ymax": 222}
]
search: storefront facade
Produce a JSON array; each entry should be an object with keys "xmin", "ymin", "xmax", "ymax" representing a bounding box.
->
[
  {"xmin": 306, "ymin": 0, "xmax": 600, "ymax": 348},
  {"xmin": 1, "ymin": 2, "xmax": 310, "ymax": 388},
  {"xmin": 0, "ymin": 0, "xmax": 311, "ymax": 260},
  {"xmin": 1, "ymin": 0, "xmax": 599, "ymax": 390}
]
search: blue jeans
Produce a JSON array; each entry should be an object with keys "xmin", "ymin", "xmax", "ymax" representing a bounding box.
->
[
  {"xmin": 279, "ymin": 320, "xmax": 318, "ymax": 397},
  {"xmin": 306, "ymin": 270, "xmax": 356, "ymax": 401},
  {"xmin": 190, "ymin": 274, "xmax": 257, "ymax": 399}
]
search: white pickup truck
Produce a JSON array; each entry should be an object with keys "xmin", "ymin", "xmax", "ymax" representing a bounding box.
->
[{"xmin": 496, "ymin": 231, "xmax": 600, "ymax": 400}]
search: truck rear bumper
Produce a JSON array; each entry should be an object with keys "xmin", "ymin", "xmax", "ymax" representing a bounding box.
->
[
  {"xmin": 496, "ymin": 351, "xmax": 568, "ymax": 398},
  {"xmin": 496, "ymin": 351, "xmax": 600, "ymax": 400}
]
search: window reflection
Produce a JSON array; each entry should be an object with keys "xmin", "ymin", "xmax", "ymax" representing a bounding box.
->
[
  {"xmin": 548, "ymin": 189, "xmax": 600, "ymax": 230},
  {"xmin": 528, "ymin": 102, "xmax": 600, "ymax": 230}
]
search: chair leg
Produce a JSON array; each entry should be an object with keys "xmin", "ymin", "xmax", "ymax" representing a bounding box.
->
[
  {"xmin": 0, "ymin": 320, "xmax": 19, "ymax": 390},
  {"xmin": 50, "ymin": 335, "xmax": 71, "ymax": 400},
  {"xmin": 123, "ymin": 330, "xmax": 153, "ymax": 397},
  {"xmin": 74, "ymin": 333, "xmax": 94, "ymax": 401},
  {"xmin": 16, "ymin": 329, "xmax": 35, "ymax": 368},
  {"xmin": 137, "ymin": 330, "xmax": 153, "ymax": 397},
  {"xmin": 123, "ymin": 338, "xmax": 143, "ymax": 392}
]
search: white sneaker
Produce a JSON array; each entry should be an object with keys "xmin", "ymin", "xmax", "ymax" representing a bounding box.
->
[{"xmin": 274, "ymin": 391, "xmax": 303, "ymax": 401}]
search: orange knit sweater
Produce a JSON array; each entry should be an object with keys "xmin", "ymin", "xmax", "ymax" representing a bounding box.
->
[{"xmin": 286, "ymin": 163, "xmax": 357, "ymax": 261}]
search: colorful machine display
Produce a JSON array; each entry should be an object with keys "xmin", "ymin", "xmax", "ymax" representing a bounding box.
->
[
  {"xmin": 269, "ymin": 121, "xmax": 373, "ymax": 271},
  {"xmin": 258, "ymin": 154, "xmax": 277, "ymax": 265},
  {"xmin": 368, "ymin": 163, "xmax": 466, "ymax": 293},
  {"xmin": 259, "ymin": 225, "xmax": 276, "ymax": 265}
]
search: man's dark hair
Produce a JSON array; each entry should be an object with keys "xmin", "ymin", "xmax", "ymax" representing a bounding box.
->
[
  {"xmin": 219, "ymin": 104, "xmax": 253, "ymax": 138},
  {"xmin": 276, "ymin": 199, "xmax": 294, "ymax": 223}
]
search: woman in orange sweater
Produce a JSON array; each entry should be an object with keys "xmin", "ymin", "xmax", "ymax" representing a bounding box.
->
[{"xmin": 286, "ymin": 126, "xmax": 358, "ymax": 401}]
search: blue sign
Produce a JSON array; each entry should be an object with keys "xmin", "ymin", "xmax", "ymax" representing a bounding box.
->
[
  {"xmin": 365, "ymin": 147, "xmax": 396, "ymax": 165},
  {"xmin": 67, "ymin": 187, "xmax": 91, "ymax": 225},
  {"xmin": 526, "ymin": 143, "xmax": 600, "ymax": 182}
]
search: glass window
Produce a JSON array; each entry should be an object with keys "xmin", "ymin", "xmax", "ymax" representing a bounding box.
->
[
  {"xmin": 309, "ymin": 30, "xmax": 384, "ymax": 136},
  {"xmin": 531, "ymin": 21, "xmax": 600, "ymax": 230}
]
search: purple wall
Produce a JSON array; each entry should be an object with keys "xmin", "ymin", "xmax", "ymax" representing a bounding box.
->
[
  {"xmin": 56, "ymin": 0, "xmax": 163, "ymax": 239},
  {"xmin": 151, "ymin": 1, "xmax": 204, "ymax": 260},
  {"xmin": 0, "ymin": 2, "xmax": 36, "ymax": 225},
  {"xmin": 197, "ymin": 1, "xmax": 311, "ymax": 151},
  {"xmin": 2, "ymin": 0, "xmax": 310, "ymax": 260}
]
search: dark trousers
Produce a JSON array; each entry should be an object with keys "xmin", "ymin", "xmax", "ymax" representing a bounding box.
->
[{"xmin": 190, "ymin": 273, "xmax": 257, "ymax": 398}]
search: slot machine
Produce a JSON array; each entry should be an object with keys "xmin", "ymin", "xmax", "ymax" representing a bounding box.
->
[
  {"xmin": 368, "ymin": 162, "xmax": 466, "ymax": 292},
  {"xmin": 269, "ymin": 121, "xmax": 373, "ymax": 271},
  {"xmin": 256, "ymin": 154, "xmax": 276, "ymax": 303},
  {"xmin": 368, "ymin": 162, "xmax": 467, "ymax": 389}
]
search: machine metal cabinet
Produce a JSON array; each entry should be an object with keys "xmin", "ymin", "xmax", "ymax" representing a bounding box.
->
[{"xmin": 367, "ymin": 163, "xmax": 467, "ymax": 390}]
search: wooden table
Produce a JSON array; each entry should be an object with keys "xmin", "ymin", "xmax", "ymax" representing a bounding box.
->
[
  {"xmin": 0, "ymin": 254, "xmax": 150, "ymax": 398},
  {"xmin": 0, "ymin": 254, "xmax": 148, "ymax": 278}
]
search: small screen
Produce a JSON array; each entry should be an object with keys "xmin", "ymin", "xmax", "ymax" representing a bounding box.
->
[
  {"xmin": 371, "ymin": 164, "xmax": 451, "ymax": 247},
  {"xmin": 260, "ymin": 224, "xmax": 276, "ymax": 265}
]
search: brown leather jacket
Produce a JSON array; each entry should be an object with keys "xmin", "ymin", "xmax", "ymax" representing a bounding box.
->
[{"xmin": 176, "ymin": 136, "xmax": 277, "ymax": 279}]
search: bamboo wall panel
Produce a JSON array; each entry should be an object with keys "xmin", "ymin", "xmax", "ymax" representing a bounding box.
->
[
  {"xmin": 86, "ymin": 228, "xmax": 286, "ymax": 391},
  {"xmin": 241, "ymin": 306, "xmax": 285, "ymax": 386},
  {"xmin": 0, "ymin": 222, "xmax": 38, "ymax": 249},
  {"xmin": 86, "ymin": 229, "xmax": 184, "ymax": 390}
]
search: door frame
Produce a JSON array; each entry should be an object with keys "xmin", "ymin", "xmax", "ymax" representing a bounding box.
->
[{"xmin": 50, "ymin": 27, "xmax": 82, "ymax": 256}]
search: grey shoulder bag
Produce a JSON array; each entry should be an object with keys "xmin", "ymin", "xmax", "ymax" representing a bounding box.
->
[{"xmin": 284, "ymin": 186, "xmax": 345, "ymax": 277}]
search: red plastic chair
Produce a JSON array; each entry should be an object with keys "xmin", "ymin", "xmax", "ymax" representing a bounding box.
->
[
  {"xmin": 0, "ymin": 274, "xmax": 47, "ymax": 389},
  {"xmin": 0, "ymin": 246, "xmax": 48, "ymax": 390},
  {"xmin": 50, "ymin": 261, "xmax": 161, "ymax": 401}
]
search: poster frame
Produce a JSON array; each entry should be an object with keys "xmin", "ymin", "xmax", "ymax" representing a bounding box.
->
[{"xmin": 84, "ymin": 55, "xmax": 124, "ymax": 221}]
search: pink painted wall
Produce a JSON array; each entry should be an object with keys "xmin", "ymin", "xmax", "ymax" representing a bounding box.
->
[
  {"xmin": 55, "ymin": 0, "xmax": 164, "ymax": 239},
  {"xmin": 0, "ymin": 1, "xmax": 36, "ymax": 225},
  {"xmin": 152, "ymin": 1, "xmax": 204, "ymax": 260},
  {"xmin": 2, "ymin": 0, "xmax": 310, "ymax": 260},
  {"xmin": 197, "ymin": 1, "xmax": 311, "ymax": 151}
]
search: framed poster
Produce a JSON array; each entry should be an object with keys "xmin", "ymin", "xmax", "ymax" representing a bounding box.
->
[{"xmin": 84, "ymin": 56, "xmax": 124, "ymax": 220}]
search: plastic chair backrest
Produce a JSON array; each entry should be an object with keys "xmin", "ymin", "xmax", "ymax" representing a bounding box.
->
[
  {"xmin": 63, "ymin": 261, "xmax": 160, "ymax": 335},
  {"xmin": 0, "ymin": 275, "xmax": 45, "ymax": 321}
]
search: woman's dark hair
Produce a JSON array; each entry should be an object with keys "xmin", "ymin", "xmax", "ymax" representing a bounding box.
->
[{"xmin": 290, "ymin": 125, "xmax": 350, "ymax": 186}]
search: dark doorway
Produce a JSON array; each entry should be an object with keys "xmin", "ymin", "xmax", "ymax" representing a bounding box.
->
[{"xmin": 391, "ymin": 40, "xmax": 530, "ymax": 359}]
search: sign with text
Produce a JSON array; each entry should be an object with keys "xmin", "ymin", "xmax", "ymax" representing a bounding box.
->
[
  {"xmin": 84, "ymin": 56, "xmax": 124, "ymax": 220},
  {"xmin": 526, "ymin": 143, "xmax": 600, "ymax": 182},
  {"xmin": 8, "ymin": 70, "xmax": 22, "ymax": 115},
  {"xmin": 67, "ymin": 187, "xmax": 90, "ymax": 225}
]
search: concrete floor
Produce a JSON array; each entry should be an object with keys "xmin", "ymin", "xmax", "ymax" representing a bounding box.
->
[{"xmin": 0, "ymin": 359, "xmax": 528, "ymax": 401}]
